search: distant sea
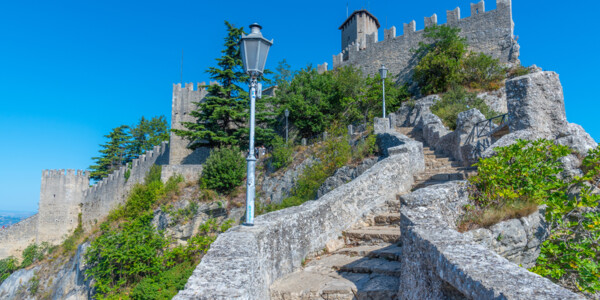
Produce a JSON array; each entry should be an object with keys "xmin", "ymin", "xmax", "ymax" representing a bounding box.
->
[{"xmin": 0, "ymin": 211, "xmax": 36, "ymax": 228}]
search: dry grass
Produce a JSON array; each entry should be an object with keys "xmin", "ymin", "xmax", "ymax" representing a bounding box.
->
[{"xmin": 457, "ymin": 200, "xmax": 539, "ymax": 232}]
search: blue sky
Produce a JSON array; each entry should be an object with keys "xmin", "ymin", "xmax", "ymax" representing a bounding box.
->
[{"xmin": 0, "ymin": 0, "xmax": 598, "ymax": 212}]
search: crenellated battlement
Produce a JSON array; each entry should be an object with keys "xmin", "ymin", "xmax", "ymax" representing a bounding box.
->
[
  {"xmin": 42, "ymin": 169, "xmax": 89, "ymax": 178},
  {"xmin": 331, "ymin": 0, "xmax": 518, "ymax": 81},
  {"xmin": 81, "ymin": 141, "xmax": 169, "ymax": 229}
]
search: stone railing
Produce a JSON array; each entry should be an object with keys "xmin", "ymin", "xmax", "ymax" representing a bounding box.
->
[
  {"xmin": 174, "ymin": 129, "xmax": 424, "ymax": 299},
  {"xmin": 399, "ymin": 182, "xmax": 583, "ymax": 299}
]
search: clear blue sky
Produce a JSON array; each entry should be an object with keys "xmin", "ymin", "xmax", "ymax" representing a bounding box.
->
[{"xmin": 0, "ymin": 0, "xmax": 598, "ymax": 212}]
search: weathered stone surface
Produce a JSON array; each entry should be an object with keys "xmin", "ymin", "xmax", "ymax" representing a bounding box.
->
[
  {"xmin": 317, "ymin": 157, "xmax": 378, "ymax": 198},
  {"xmin": 506, "ymin": 71, "xmax": 567, "ymax": 134},
  {"xmin": 50, "ymin": 242, "xmax": 94, "ymax": 300},
  {"xmin": 258, "ymin": 158, "xmax": 315, "ymax": 205},
  {"xmin": 400, "ymin": 182, "xmax": 583, "ymax": 300},
  {"xmin": 557, "ymin": 122, "xmax": 598, "ymax": 155},
  {"xmin": 478, "ymin": 87, "xmax": 507, "ymax": 114},
  {"xmin": 174, "ymin": 133, "xmax": 424, "ymax": 299},
  {"xmin": 0, "ymin": 266, "xmax": 39, "ymax": 300},
  {"xmin": 152, "ymin": 201, "xmax": 227, "ymax": 244},
  {"xmin": 374, "ymin": 117, "xmax": 390, "ymax": 134}
]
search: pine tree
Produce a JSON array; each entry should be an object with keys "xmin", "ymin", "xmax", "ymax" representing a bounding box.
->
[
  {"xmin": 89, "ymin": 125, "xmax": 130, "ymax": 181},
  {"xmin": 128, "ymin": 116, "xmax": 169, "ymax": 161},
  {"xmin": 173, "ymin": 21, "xmax": 276, "ymax": 149}
]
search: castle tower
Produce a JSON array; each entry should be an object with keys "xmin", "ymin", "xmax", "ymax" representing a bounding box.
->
[
  {"xmin": 339, "ymin": 9, "xmax": 380, "ymax": 51},
  {"xmin": 38, "ymin": 169, "xmax": 89, "ymax": 244},
  {"xmin": 169, "ymin": 82, "xmax": 211, "ymax": 165}
]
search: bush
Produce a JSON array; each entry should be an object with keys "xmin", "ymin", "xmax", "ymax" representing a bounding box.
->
[
  {"xmin": 201, "ymin": 147, "xmax": 245, "ymax": 194},
  {"xmin": 0, "ymin": 256, "xmax": 18, "ymax": 284},
  {"xmin": 270, "ymin": 136, "xmax": 293, "ymax": 170},
  {"xmin": 462, "ymin": 139, "xmax": 600, "ymax": 294},
  {"xmin": 430, "ymin": 86, "xmax": 498, "ymax": 130},
  {"xmin": 461, "ymin": 52, "xmax": 505, "ymax": 90},
  {"xmin": 413, "ymin": 25, "xmax": 467, "ymax": 94}
]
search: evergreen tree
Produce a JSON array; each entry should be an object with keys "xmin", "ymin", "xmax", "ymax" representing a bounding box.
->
[
  {"xmin": 128, "ymin": 116, "xmax": 169, "ymax": 161},
  {"xmin": 173, "ymin": 21, "xmax": 276, "ymax": 149},
  {"xmin": 89, "ymin": 125, "xmax": 130, "ymax": 181}
]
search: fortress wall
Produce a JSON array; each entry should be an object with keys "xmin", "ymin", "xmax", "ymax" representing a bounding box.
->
[
  {"xmin": 37, "ymin": 170, "xmax": 89, "ymax": 244},
  {"xmin": 331, "ymin": 0, "xmax": 518, "ymax": 83},
  {"xmin": 169, "ymin": 83, "xmax": 211, "ymax": 165},
  {"xmin": 81, "ymin": 142, "xmax": 168, "ymax": 230},
  {"xmin": 0, "ymin": 215, "xmax": 38, "ymax": 259}
]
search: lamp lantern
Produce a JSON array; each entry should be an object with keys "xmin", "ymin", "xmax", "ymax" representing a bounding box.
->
[{"xmin": 240, "ymin": 23, "xmax": 273, "ymax": 77}]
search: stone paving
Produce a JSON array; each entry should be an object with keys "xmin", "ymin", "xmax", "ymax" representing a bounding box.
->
[{"xmin": 269, "ymin": 127, "xmax": 474, "ymax": 300}]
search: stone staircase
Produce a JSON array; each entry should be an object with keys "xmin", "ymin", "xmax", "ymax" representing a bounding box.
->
[
  {"xmin": 397, "ymin": 127, "xmax": 476, "ymax": 190},
  {"xmin": 270, "ymin": 201, "xmax": 403, "ymax": 300},
  {"xmin": 269, "ymin": 127, "xmax": 475, "ymax": 300}
]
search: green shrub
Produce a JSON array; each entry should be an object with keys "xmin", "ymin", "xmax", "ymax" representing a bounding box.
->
[
  {"xmin": 413, "ymin": 25, "xmax": 467, "ymax": 94},
  {"xmin": 130, "ymin": 262, "xmax": 196, "ymax": 300},
  {"xmin": 463, "ymin": 139, "xmax": 600, "ymax": 293},
  {"xmin": 430, "ymin": 86, "xmax": 498, "ymax": 130},
  {"xmin": 201, "ymin": 147, "xmax": 245, "ymax": 194},
  {"xmin": 0, "ymin": 256, "xmax": 18, "ymax": 284},
  {"xmin": 20, "ymin": 243, "xmax": 51, "ymax": 268},
  {"xmin": 461, "ymin": 52, "xmax": 505, "ymax": 90},
  {"xmin": 507, "ymin": 64, "xmax": 532, "ymax": 79},
  {"xmin": 270, "ymin": 136, "xmax": 293, "ymax": 170}
]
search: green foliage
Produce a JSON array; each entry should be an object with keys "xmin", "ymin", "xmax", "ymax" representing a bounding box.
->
[
  {"xmin": 0, "ymin": 256, "xmax": 18, "ymax": 284},
  {"xmin": 465, "ymin": 139, "xmax": 600, "ymax": 293},
  {"xmin": 508, "ymin": 64, "xmax": 532, "ymax": 79},
  {"xmin": 128, "ymin": 116, "xmax": 169, "ymax": 161},
  {"xmin": 21, "ymin": 242, "xmax": 52, "ymax": 268},
  {"xmin": 86, "ymin": 213, "xmax": 169, "ymax": 296},
  {"xmin": 86, "ymin": 166, "xmax": 229, "ymax": 298},
  {"xmin": 413, "ymin": 25, "xmax": 467, "ymax": 94},
  {"xmin": 130, "ymin": 262, "xmax": 196, "ymax": 300},
  {"xmin": 89, "ymin": 117, "xmax": 169, "ymax": 181},
  {"xmin": 270, "ymin": 136, "xmax": 294, "ymax": 170},
  {"xmin": 276, "ymin": 66, "xmax": 409, "ymax": 138},
  {"xmin": 61, "ymin": 213, "xmax": 84, "ymax": 253},
  {"xmin": 28, "ymin": 275, "xmax": 39, "ymax": 295},
  {"xmin": 530, "ymin": 146, "xmax": 600, "ymax": 294},
  {"xmin": 89, "ymin": 125, "xmax": 130, "ymax": 181},
  {"xmin": 201, "ymin": 147, "xmax": 245, "ymax": 194},
  {"xmin": 259, "ymin": 124, "xmax": 377, "ymax": 214},
  {"xmin": 461, "ymin": 52, "xmax": 505, "ymax": 90},
  {"xmin": 173, "ymin": 21, "xmax": 275, "ymax": 149},
  {"xmin": 430, "ymin": 86, "xmax": 498, "ymax": 130}
]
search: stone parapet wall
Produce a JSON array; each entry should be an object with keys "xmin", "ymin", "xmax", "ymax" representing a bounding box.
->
[
  {"xmin": 0, "ymin": 214, "xmax": 38, "ymax": 259},
  {"xmin": 81, "ymin": 142, "xmax": 169, "ymax": 230},
  {"xmin": 331, "ymin": 0, "xmax": 519, "ymax": 82},
  {"xmin": 399, "ymin": 182, "xmax": 583, "ymax": 299},
  {"xmin": 174, "ymin": 131, "xmax": 424, "ymax": 299}
]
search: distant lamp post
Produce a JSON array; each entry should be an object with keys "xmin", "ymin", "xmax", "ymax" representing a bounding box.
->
[
  {"xmin": 240, "ymin": 23, "xmax": 273, "ymax": 226},
  {"xmin": 379, "ymin": 64, "xmax": 388, "ymax": 118},
  {"xmin": 284, "ymin": 109, "xmax": 290, "ymax": 144}
]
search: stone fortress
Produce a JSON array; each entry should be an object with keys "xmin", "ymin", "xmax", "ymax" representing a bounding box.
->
[
  {"xmin": 318, "ymin": 0, "xmax": 519, "ymax": 82},
  {"xmin": 0, "ymin": 82, "xmax": 214, "ymax": 259}
]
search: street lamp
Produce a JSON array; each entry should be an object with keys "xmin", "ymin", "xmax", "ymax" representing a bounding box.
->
[
  {"xmin": 240, "ymin": 23, "xmax": 273, "ymax": 226},
  {"xmin": 379, "ymin": 64, "xmax": 388, "ymax": 118},
  {"xmin": 284, "ymin": 109, "xmax": 289, "ymax": 144}
]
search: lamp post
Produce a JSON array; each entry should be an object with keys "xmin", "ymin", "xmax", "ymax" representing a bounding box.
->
[
  {"xmin": 240, "ymin": 23, "xmax": 273, "ymax": 226},
  {"xmin": 379, "ymin": 64, "xmax": 388, "ymax": 118},
  {"xmin": 284, "ymin": 109, "xmax": 289, "ymax": 144}
]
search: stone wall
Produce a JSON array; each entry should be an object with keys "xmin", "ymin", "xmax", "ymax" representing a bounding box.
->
[
  {"xmin": 399, "ymin": 182, "xmax": 583, "ymax": 299},
  {"xmin": 330, "ymin": 0, "xmax": 519, "ymax": 82},
  {"xmin": 0, "ymin": 214, "xmax": 38, "ymax": 259},
  {"xmin": 174, "ymin": 130, "xmax": 424, "ymax": 299},
  {"xmin": 81, "ymin": 142, "xmax": 169, "ymax": 230},
  {"xmin": 160, "ymin": 165, "xmax": 203, "ymax": 183},
  {"xmin": 38, "ymin": 169, "xmax": 89, "ymax": 244},
  {"xmin": 169, "ymin": 83, "xmax": 211, "ymax": 165}
]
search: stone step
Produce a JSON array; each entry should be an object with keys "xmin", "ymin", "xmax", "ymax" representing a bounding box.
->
[
  {"xmin": 414, "ymin": 171, "xmax": 464, "ymax": 181},
  {"xmin": 344, "ymin": 226, "xmax": 400, "ymax": 244},
  {"xmin": 412, "ymin": 180, "xmax": 453, "ymax": 190},
  {"xmin": 336, "ymin": 258, "xmax": 402, "ymax": 277},
  {"xmin": 335, "ymin": 244, "xmax": 393, "ymax": 257},
  {"xmin": 374, "ymin": 213, "xmax": 401, "ymax": 226}
]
